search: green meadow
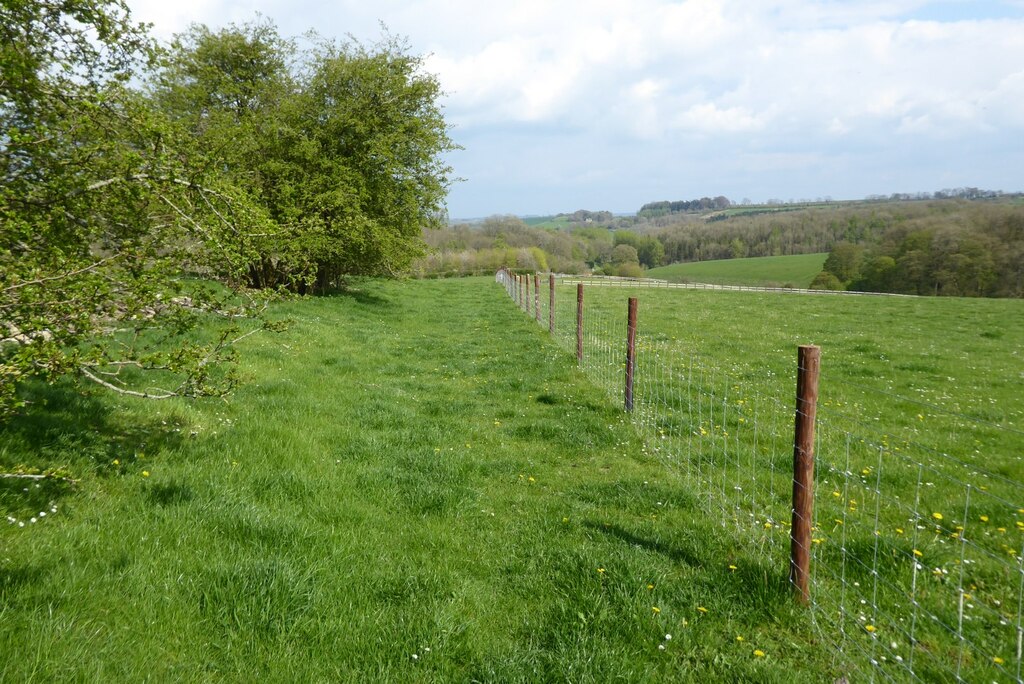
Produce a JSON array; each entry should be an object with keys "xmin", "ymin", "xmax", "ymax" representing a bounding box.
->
[
  {"xmin": 0, "ymin": 278, "xmax": 827, "ymax": 681},
  {"xmin": 646, "ymin": 253, "xmax": 829, "ymax": 288},
  {"xmin": 3, "ymin": 276, "xmax": 1023, "ymax": 681},
  {"xmin": 542, "ymin": 278, "xmax": 1024, "ymax": 681},
  {"xmin": 521, "ymin": 215, "xmax": 573, "ymax": 229}
]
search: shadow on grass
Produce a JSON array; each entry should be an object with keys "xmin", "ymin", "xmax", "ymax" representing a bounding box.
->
[
  {"xmin": 0, "ymin": 561, "xmax": 53, "ymax": 596},
  {"xmin": 324, "ymin": 286, "xmax": 391, "ymax": 307},
  {"xmin": 588, "ymin": 520, "xmax": 794, "ymax": 618},
  {"xmin": 586, "ymin": 521, "xmax": 704, "ymax": 567},
  {"xmin": 0, "ymin": 379, "xmax": 186, "ymax": 515}
]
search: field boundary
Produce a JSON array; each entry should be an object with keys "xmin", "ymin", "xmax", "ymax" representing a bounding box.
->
[
  {"xmin": 497, "ymin": 269, "xmax": 1024, "ymax": 683},
  {"xmin": 557, "ymin": 274, "xmax": 917, "ymax": 297}
]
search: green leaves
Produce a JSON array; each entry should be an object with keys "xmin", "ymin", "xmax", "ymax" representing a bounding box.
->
[
  {"xmin": 154, "ymin": 21, "xmax": 456, "ymax": 293},
  {"xmin": 1, "ymin": 0, "xmax": 280, "ymax": 416},
  {"xmin": 2, "ymin": 7, "xmax": 455, "ymax": 415}
]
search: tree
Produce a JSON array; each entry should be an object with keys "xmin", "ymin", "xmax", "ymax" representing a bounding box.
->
[
  {"xmin": 610, "ymin": 244, "xmax": 640, "ymax": 267},
  {"xmin": 852, "ymin": 256, "xmax": 897, "ymax": 292},
  {"xmin": 1, "ymin": 0, "xmax": 275, "ymax": 417},
  {"xmin": 153, "ymin": 22, "xmax": 458, "ymax": 293},
  {"xmin": 822, "ymin": 242, "xmax": 864, "ymax": 284},
  {"xmin": 637, "ymin": 236, "xmax": 665, "ymax": 268}
]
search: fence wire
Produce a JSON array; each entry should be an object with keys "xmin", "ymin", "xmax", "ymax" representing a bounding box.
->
[{"xmin": 496, "ymin": 270, "xmax": 1024, "ymax": 683}]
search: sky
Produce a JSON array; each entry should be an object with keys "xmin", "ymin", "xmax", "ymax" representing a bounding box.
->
[{"xmin": 125, "ymin": 0, "xmax": 1024, "ymax": 219}]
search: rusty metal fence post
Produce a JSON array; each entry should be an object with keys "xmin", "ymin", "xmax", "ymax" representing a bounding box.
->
[
  {"xmin": 624, "ymin": 297, "xmax": 638, "ymax": 411},
  {"xmin": 790, "ymin": 344, "xmax": 821, "ymax": 604}
]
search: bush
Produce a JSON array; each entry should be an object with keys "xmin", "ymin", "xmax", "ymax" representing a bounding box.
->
[{"xmin": 809, "ymin": 271, "xmax": 843, "ymax": 290}]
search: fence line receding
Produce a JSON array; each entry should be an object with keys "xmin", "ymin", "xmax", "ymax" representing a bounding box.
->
[{"xmin": 495, "ymin": 269, "xmax": 1024, "ymax": 684}]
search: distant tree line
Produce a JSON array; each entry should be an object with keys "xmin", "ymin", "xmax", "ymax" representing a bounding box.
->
[
  {"xmin": 811, "ymin": 203, "xmax": 1023, "ymax": 297},
  {"xmin": 639, "ymin": 196, "xmax": 732, "ymax": 218},
  {"xmin": 866, "ymin": 188, "xmax": 1009, "ymax": 202},
  {"xmin": 421, "ymin": 198, "xmax": 1023, "ymax": 298},
  {"xmin": 414, "ymin": 217, "xmax": 665, "ymax": 278},
  {"xmin": 562, "ymin": 209, "xmax": 614, "ymax": 223}
]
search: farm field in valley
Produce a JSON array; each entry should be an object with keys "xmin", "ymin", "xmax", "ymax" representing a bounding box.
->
[
  {"xmin": 3, "ymin": 276, "xmax": 1023, "ymax": 681},
  {"xmin": 646, "ymin": 253, "xmax": 829, "ymax": 288}
]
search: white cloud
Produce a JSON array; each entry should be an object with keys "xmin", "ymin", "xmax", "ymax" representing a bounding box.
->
[
  {"xmin": 674, "ymin": 103, "xmax": 766, "ymax": 133},
  {"xmin": 124, "ymin": 0, "xmax": 1024, "ymax": 214}
]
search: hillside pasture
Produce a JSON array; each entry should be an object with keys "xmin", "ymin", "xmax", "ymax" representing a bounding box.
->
[{"xmin": 646, "ymin": 253, "xmax": 829, "ymax": 288}]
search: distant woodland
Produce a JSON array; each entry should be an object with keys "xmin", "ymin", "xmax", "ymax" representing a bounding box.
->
[{"xmin": 416, "ymin": 193, "xmax": 1024, "ymax": 298}]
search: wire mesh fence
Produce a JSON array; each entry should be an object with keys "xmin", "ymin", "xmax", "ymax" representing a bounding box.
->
[{"xmin": 496, "ymin": 269, "xmax": 1024, "ymax": 683}]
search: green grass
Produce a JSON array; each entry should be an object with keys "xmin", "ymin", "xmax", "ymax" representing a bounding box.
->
[
  {"xmin": 2, "ymin": 277, "xmax": 831, "ymax": 682},
  {"xmin": 540, "ymin": 279, "xmax": 1024, "ymax": 681},
  {"xmin": 647, "ymin": 253, "xmax": 829, "ymax": 288},
  {"xmin": 5, "ymin": 276, "xmax": 1022, "ymax": 681},
  {"xmin": 521, "ymin": 215, "xmax": 572, "ymax": 229}
]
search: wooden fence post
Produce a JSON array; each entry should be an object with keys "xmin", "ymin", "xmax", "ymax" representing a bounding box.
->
[
  {"xmin": 575, "ymin": 284, "xmax": 584, "ymax": 363},
  {"xmin": 534, "ymin": 273, "xmax": 541, "ymax": 322},
  {"xmin": 790, "ymin": 344, "xmax": 821, "ymax": 604},
  {"xmin": 624, "ymin": 297, "xmax": 638, "ymax": 411},
  {"xmin": 548, "ymin": 274, "xmax": 555, "ymax": 335},
  {"xmin": 525, "ymin": 274, "xmax": 531, "ymax": 312}
]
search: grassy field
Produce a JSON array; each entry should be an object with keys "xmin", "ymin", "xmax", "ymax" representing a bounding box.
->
[
  {"xmin": 521, "ymin": 215, "xmax": 572, "ymax": 229},
  {"xmin": 646, "ymin": 253, "xmax": 829, "ymax": 288},
  {"xmin": 537, "ymin": 278, "xmax": 1024, "ymax": 681},
  {"xmin": 2, "ymin": 277, "xmax": 834, "ymax": 682},
  {"xmin": 4, "ymin": 274, "xmax": 1019, "ymax": 679}
]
